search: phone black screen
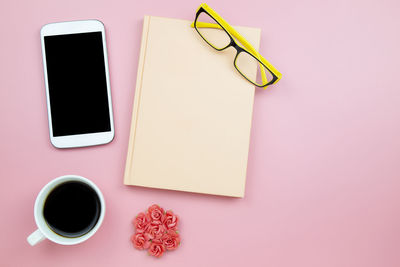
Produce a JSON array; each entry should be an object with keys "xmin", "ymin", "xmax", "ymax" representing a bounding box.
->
[{"xmin": 44, "ymin": 32, "xmax": 111, "ymax": 137}]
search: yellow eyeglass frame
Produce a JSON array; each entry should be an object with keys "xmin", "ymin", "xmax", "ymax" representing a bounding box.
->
[{"xmin": 191, "ymin": 3, "xmax": 282, "ymax": 88}]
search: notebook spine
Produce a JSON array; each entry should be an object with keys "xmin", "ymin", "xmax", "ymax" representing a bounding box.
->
[{"xmin": 123, "ymin": 16, "xmax": 151, "ymax": 185}]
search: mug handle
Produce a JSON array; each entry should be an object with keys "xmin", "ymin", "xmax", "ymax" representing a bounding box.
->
[{"xmin": 27, "ymin": 229, "xmax": 46, "ymax": 246}]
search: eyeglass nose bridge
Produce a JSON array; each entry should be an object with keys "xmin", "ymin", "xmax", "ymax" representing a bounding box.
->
[{"xmin": 228, "ymin": 40, "xmax": 246, "ymax": 54}]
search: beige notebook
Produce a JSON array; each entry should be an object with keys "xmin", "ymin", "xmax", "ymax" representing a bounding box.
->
[{"xmin": 124, "ymin": 16, "xmax": 261, "ymax": 197}]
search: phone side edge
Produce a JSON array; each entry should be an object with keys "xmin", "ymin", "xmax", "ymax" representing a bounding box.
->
[{"xmin": 40, "ymin": 26, "xmax": 56, "ymax": 147}]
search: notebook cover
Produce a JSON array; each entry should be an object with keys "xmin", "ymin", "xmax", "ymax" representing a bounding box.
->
[{"xmin": 124, "ymin": 16, "xmax": 261, "ymax": 197}]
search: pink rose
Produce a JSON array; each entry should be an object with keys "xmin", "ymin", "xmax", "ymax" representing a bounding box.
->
[
  {"xmin": 131, "ymin": 204, "xmax": 181, "ymax": 257},
  {"xmin": 163, "ymin": 210, "xmax": 178, "ymax": 230},
  {"xmin": 162, "ymin": 230, "xmax": 180, "ymax": 251},
  {"xmin": 133, "ymin": 212, "xmax": 150, "ymax": 233},
  {"xmin": 145, "ymin": 223, "xmax": 166, "ymax": 240},
  {"xmin": 148, "ymin": 240, "xmax": 166, "ymax": 258},
  {"xmin": 147, "ymin": 204, "xmax": 165, "ymax": 224},
  {"xmin": 131, "ymin": 233, "xmax": 151, "ymax": 250}
]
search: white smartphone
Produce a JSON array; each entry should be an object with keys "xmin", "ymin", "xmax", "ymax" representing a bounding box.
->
[{"xmin": 40, "ymin": 20, "xmax": 114, "ymax": 148}]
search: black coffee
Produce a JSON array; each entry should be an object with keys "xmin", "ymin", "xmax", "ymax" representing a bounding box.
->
[{"xmin": 43, "ymin": 181, "xmax": 101, "ymax": 238}]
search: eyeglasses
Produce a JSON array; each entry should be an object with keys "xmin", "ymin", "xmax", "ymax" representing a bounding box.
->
[{"xmin": 192, "ymin": 3, "xmax": 282, "ymax": 88}]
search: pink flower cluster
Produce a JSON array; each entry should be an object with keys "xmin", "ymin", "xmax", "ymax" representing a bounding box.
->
[{"xmin": 131, "ymin": 204, "xmax": 181, "ymax": 258}]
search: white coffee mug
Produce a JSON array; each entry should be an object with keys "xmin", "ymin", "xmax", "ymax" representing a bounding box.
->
[{"xmin": 27, "ymin": 175, "xmax": 105, "ymax": 246}]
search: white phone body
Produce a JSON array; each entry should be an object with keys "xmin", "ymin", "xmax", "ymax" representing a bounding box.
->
[{"xmin": 40, "ymin": 20, "xmax": 114, "ymax": 148}]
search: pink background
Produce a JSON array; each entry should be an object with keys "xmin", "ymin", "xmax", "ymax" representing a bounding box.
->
[{"xmin": 1, "ymin": 0, "xmax": 400, "ymax": 266}]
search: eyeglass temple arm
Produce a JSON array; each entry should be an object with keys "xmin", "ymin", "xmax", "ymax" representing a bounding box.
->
[{"xmin": 192, "ymin": 22, "xmax": 282, "ymax": 86}]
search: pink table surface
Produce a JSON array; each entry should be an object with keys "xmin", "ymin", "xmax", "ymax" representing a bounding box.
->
[{"xmin": 1, "ymin": 0, "xmax": 400, "ymax": 266}]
